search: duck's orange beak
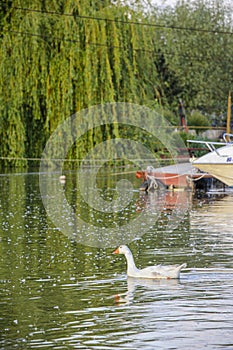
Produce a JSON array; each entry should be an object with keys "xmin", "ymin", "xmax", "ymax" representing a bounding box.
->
[{"xmin": 113, "ymin": 247, "xmax": 119, "ymax": 254}]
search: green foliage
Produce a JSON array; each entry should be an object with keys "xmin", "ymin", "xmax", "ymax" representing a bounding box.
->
[
  {"xmin": 188, "ymin": 110, "xmax": 210, "ymax": 134},
  {"xmin": 0, "ymin": 0, "xmax": 232, "ymax": 167},
  {"xmin": 153, "ymin": 0, "xmax": 233, "ymax": 113}
]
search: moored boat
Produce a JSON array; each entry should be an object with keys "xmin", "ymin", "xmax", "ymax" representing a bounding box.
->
[
  {"xmin": 136, "ymin": 162, "xmax": 212, "ymax": 189},
  {"xmin": 190, "ymin": 133, "xmax": 233, "ymax": 186}
]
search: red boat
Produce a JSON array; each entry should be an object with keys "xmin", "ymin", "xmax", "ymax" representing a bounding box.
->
[{"xmin": 136, "ymin": 163, "xmax": 212, "ymax": 189}]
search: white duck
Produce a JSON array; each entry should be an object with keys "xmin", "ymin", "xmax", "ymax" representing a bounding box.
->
[{"xmin": 113, "ymin": 245, "xmax": 186, "ymax": 279}]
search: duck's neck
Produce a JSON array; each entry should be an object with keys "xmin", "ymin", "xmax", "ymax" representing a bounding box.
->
[{"xmin": 124, "ymin": 251, "xmax": 139, "ymax": 275}]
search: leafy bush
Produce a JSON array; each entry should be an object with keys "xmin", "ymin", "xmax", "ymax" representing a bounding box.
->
[{"xmin": 188, "ymin": 110, "xmax": 210, "ymax": 134}]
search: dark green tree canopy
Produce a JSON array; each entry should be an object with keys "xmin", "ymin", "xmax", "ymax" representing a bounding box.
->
[{"xmin": 0, "ymin": 0, "xmax": 232, "ymax": 166}]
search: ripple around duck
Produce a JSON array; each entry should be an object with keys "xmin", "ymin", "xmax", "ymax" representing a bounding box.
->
[
  {"xmin": 34, "ymin": 271, "xmax": 232, "ymax": 350},
  {"xmin": 1, "ymin": 273, "xmax": 233, "ymax": 350}
]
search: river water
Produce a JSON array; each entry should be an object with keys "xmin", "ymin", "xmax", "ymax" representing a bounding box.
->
[{"xmin": 1, "ymin": 171, "xmax": 233, "ymax": 349}]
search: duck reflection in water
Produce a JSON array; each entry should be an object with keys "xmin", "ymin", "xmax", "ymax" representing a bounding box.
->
[{"xmin": 114, "ymin": 277, "xmax": 181, "ymax": 305}]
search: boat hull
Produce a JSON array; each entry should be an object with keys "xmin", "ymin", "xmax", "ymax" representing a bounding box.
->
[
  {"xmin": 192, "ymin": 163, "xmax": 233, "ymax": 186},
  {"xmin": 136, "ymin": 163, "xmax": 208, "ymax": 188},
  {"xmin": 192, "ymin": 144, "xmax": 233, "ymax": 186}
]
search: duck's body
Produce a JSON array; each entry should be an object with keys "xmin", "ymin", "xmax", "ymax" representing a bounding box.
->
[{"xmin": 113, "ymin": 245, "xmax": 186, "ymax": 279}]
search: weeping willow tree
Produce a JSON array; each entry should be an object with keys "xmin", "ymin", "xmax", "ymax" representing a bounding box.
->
[
  {"xmin": 1, "ymin": 0, "xmax": 232, "ymax": 168},
  {"xmin": 0, "ymin": 0, "xmax": 161, "ymax": 167}
]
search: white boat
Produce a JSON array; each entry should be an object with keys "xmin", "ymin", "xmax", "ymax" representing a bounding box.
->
[{"xmin": 188, "ymin": 133, "xmax": 233, "ymax": 186}]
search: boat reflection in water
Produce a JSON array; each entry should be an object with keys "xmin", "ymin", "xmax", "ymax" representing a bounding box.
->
[
  {"xmin": 191, "ymin": 190, "xmax": 233, "ymax": 240},
  {"xmin": 136, "ymin": 189, "xmax": 193, "ymax": 216}
]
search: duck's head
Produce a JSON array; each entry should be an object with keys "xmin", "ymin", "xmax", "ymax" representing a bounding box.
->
[{"xmin": 113, "ymin": 245, "xmax": 130, "ymax": 255}]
